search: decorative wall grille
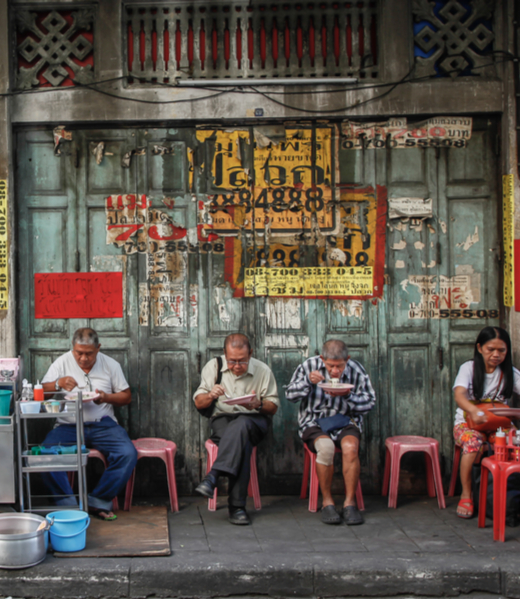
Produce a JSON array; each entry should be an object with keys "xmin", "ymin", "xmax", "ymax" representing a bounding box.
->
[
  {"xmin": 124, "ymin": 1, "xmax": 378, "ymax": 84},
  {"xmin": 413, "ymin": 0, "xmax": 495, "ymax": 78},
  {"xmin": 14, "ymin": 8, "xmax": 95, "ymax": 89}
]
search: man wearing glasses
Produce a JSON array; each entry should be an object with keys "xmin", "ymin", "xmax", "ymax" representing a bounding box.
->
[
  {"xmin": 286, "ymin": 339, "xmax": 376, "ymax": 526},
  {"xmin": 194, "ymin": 333, "xmax": 279, "ymax": 525},
  {"xmin": 40, "ymin": 327, "xmax": 137, "ymax": 521}
]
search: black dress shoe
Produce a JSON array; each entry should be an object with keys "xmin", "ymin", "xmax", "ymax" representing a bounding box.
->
[
  {"xmin": 228, "ymin": 506, "xmax": 251, "ymax": 525},
  {"xmin": 195, "ymin": 475, "xmax": 216, "ymax": 498}
]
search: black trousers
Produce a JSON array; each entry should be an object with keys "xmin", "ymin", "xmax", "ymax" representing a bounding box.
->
[{"xmin": 210, "ymin": 413, "xmax": 270, "ymax": 508}]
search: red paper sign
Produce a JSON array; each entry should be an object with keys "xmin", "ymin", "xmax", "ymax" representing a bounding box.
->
[{"xmin": 35, "ymin": 273, "xmax": 123, "ymax": 319}]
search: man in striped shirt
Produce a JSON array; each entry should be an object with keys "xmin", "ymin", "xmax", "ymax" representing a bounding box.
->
[{"xmin": 286, "ymin": 339, "xmax": 376, "ymax": 526}]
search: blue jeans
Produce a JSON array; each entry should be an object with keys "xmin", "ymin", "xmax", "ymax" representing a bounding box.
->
[{"xmin": 41, "ymin": 417, "xmax": 138, "ymax": 512}]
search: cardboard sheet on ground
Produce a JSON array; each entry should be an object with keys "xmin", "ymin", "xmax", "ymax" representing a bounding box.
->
[{"xmin": 54, "ymin": 506, "xmax": 170, "ymax": 558}]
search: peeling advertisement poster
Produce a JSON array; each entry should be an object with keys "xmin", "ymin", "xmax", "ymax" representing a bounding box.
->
[
  {"xmin": 200, "ymin": 129, "xmax": 335, "ymax": 236},
  {"xmin": 341, "ymin": 117, "xmax": 472, "ymax": 149},
  {"xmin": 0, "ymin": 180, "xmax": 7, "ymax": 310},
  {"xmin": 223, "ymin": 185, "xmax": 387, "ymax": 299},
  {"xmin": 402, "ymin": 274, "xmax": 495, "ymax": 319},
  {"xmin": 388, "ymin": 197, "xmax": 433, "ymax": 220},
  {"xmin": 244, "ymin": 266, "xmax": 373, "ymax": 297}
]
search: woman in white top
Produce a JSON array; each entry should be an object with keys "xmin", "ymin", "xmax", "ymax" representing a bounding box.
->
[{"xmin": 453, "ymin": 326, "xmax": 520, "ymax": 518}]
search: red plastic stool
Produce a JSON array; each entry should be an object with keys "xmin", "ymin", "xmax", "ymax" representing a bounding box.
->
[
  {"xmin": 68, "ymin": 448, "xmax": 119, "ymax": 510},
  {"xmin": 447, "ymin": 443, "xmax": 462, "ymax": 497},
  {"xmin": 124, "ymin": 438, "xmax": 179, "ymax": 512},
  {"xmin": 300, "ymin": 443, "xmax": 365, "ymax": 513},
  {"xmin": 205, "ymin": 439, "xmax": 261, "ymax": 512},
  {"xmin": 382, "ymin": 436, "xmax": 446, "ymax": 509},
  {"xmin": 478, "ymin": 456, "xmax": 520, "ymax": 542}
]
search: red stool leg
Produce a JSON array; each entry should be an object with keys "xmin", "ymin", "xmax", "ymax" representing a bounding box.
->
[
  {"xmin": 448, "ymin": 445, "xmax": 461, "ymax": 497},
  {"xmin": 426, "ymin": 443, "xmax": 446, "ymax": 509},
  {"xmin": 247, "ymin": 447, "xmax": 261, "ymax": 511},
  {"xmin": 382, "ymin": 446, "xmax": 391, "ymax": 496},
  {"xmin": 165, "ymin": 448, "xmax": 179, "ymax": 513},
  {"xmin": 478, "ymin": 463, "xmax": 490, "ymax": 528},
  {"xmin": 424, "ymin": 452, "xmax": 436, "ymax": 498},
  {"xmin": 300, "ymin": 446, "xmax": 310, "ymax": 499},
  {"xmin": 356, "ymin": 480, "xmax": 365, "ymax": 511},
  {"xmin": 309, "ymin": 452, "xmax": 319, "ymax": 512},
  {"xmin": 206, "ymin": 441, "xmax": 218, "ymax": 512},
  {"xmin": 388, "ymin": 447, "xmax": 402, "ymax": 508},
  {"xmin": 494, "ymin": 467, "xmax": 507, "ymax": 542},
  {"xmin": 124, "ymin": 467, "xmax": 136, "ymax": 511}
]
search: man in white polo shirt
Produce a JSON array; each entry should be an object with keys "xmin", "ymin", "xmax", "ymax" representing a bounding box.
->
[{"xmin": 41, "ymin": 327, "xmax": 137, "ymax": 520}]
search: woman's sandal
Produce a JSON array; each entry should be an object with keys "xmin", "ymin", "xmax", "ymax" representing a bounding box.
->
[
  {"xmin": 89, "ymin": 507, "xmax": 117, "ymax": 521},
  {"xmin": 456, "ymin": 498, "xmax": 474, "ymax": 519}
]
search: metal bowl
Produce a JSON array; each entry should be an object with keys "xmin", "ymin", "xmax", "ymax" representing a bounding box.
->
[{"xmin": 0, "ymin": 513, "xmax": 50, "ymax": 569}]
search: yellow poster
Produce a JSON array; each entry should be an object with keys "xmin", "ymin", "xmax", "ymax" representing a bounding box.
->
[
  {"xmin": 244, "ymin": 266, "xmax": 373, "ymax": 297},
  {"xmin": 503, "ymin": 174, "xmax": 514, "ymax": 307},
  {"xmin": 0, "ymin": 180, "xmax": 7, "ymax": 310}
]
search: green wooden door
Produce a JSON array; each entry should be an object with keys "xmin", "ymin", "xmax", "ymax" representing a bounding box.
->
[{"xmin": 16, "ymin": 119, "xmax": 500, "ymax": 496}]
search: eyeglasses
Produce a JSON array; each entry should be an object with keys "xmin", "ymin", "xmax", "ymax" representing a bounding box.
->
[
  {"xmin": 226, "ymin": 359, "xmax": 250, "ymax": 366},
  {"xmin": 78, "ymin": 373, "xmax": 92, "ymax": 391}
]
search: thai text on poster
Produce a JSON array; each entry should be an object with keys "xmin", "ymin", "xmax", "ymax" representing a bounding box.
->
[
  {"xmin": 503, "ymin": 174, "xmax": 515, "ymax": 307},
  {"xmin": 0, "ymin": 180, "xmax": 7, "ymax": 310},
  {"xmin": 341, "ymin": 117, "xmax": 472, "ymax": 150}
]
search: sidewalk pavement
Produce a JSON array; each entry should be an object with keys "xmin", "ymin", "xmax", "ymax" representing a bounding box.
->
[{"xmin": 2, "ymin": 494, "xmax": 520, "ymax": 599}]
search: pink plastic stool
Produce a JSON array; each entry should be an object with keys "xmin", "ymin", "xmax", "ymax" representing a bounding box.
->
[
  {"xmin": 68, "ymin": 448, "xmax": 119, "ymax": 510},
  {"xmin": 448, "ymin": 443, "xmax": 462, "ymax": 497},
  {"xmin": 205, "ymin": 439, "xmax": 261, "ymax": 511},
  {"xmin": 479, "ymin": 456, "xmax": 520, "ymax": 542},
  {"xmin": 124, "ymin": 438, "xmax": 179, "ymax": 512},
  {"xmin": 382, "ymin": 436, "xmax": 446, "ymax": 509},
  {"xmin": 300, "ymin": 443, "xmax": 365, "ymax": 513}
]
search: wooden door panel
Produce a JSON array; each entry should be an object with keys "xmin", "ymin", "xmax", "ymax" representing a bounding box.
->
[{"xmin": 390, "ymin": 345, "xmax": 430, "ymax": 436}]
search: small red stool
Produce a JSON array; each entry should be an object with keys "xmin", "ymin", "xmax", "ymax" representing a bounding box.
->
[
  {"xmin": 382, "ymin": 436, "xmax": 446, "ymax": 509},
  {"xmin": 447, "ymin": 443, "xmax": 462, "ymax": 497},
  {"xmin": 68, "ymin": 448, "xmax": 119, "ymax": 510},
  {"xmin": 300, "ymin": 443, "xmax": 364, "ymax": 513},
  {"xmin": 478, "ymin": 456, "xmax": 520, "ymax": 542},
  {"xmin": 124, "ymin": 438, "xmax": 179, "ymax": 512},
  {"xmin": 205, "ymin": 439, "xmax": 261, "ymax": 512}
]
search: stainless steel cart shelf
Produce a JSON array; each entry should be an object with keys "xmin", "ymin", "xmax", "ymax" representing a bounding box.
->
[{"xmin": 16, "ymin": 392, "xmax": 88, "ymax": 514}]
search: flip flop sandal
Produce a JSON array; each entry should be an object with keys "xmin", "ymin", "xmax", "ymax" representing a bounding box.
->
[
  {"xmin": 456, "ymin": 498, "xmax": 474, "ymax": 519},
  {"xmin": 320, "ymin": 504, "xmax": 341, "ymax": 524},
  {"xmin": 89, "ymin": 507, "xmax": 117, "ymax": 521}
]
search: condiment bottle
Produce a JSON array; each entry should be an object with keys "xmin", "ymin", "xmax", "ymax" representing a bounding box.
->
[
  {"xmin": 34, "ymin": 381, "xmax": 44, "ymax": 401},
  {"xmin": 495, "ymin": 427, "xmax": 507, "ymax": 461},
  {"xmin": 26, "ymin": 384, "xmax": 33, "ymax": 401}
]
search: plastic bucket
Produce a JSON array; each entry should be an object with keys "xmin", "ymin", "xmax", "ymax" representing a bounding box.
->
[
  {"xmin": 0, "ymin": 390, "xmax": 12, "ymax": 417},
  {"xmin": 46, "ymin": 510, "xmax": 90, "ymax": 552}
]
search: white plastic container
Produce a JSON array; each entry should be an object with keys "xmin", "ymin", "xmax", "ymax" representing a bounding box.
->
[{"xmin": 20, "ymin": 401, "xmax": 41, "ymax": 414}]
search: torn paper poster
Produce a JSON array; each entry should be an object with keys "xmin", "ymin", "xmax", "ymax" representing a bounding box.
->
[
  {"xmin": 403, "ymin": 274, "xmax": 480, "ymax": 319},
  {"xmin": 266, "ymin": 298, "xmax": 301, "ymax": 329},
  {"xmin": 456, "ymin": 226, "xmax": 480, "ymax": 251},
  {"xmin": 341, "ymin": 117, "xmax": 472, "ymax": 149},
  {"xmin": 121, "ymin": 147, "xmax": 146, "ymax": 168},
  {"xmin": 150, "ymin": 282, "xmax": 187, "ymax": 328},
  {"xmin": 53, "ymin": 126, "xmax": 72, "ymax": 155},
  {"xmin": 139, "ymin": 283, "xmax": 150, "ymax": 326},
  {"xmin": 388, "ymin": 197, "xmax": 433, "ymax": 220},
  {"xmin": 90, "ymin": 141, "xmax": 105, "ymax": 165}
]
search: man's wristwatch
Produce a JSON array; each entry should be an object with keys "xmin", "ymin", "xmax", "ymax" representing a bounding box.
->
[{"xmin": 55, "ymin": 379, "xmax": 60, "ymax": 391}]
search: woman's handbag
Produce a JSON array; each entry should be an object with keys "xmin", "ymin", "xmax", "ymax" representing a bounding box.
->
[
  {"xmin": 465, "ymin": 401, "xmax": 513, "ymax": 432},
  {"xmin": 465, "ymin": 371, "xmax": 513, "ymax": 432}
]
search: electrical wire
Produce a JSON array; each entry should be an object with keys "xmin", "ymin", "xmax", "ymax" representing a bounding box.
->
[{"xmin": 0, "ymin": 51, "xmax": 515, "ymax": 115}]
